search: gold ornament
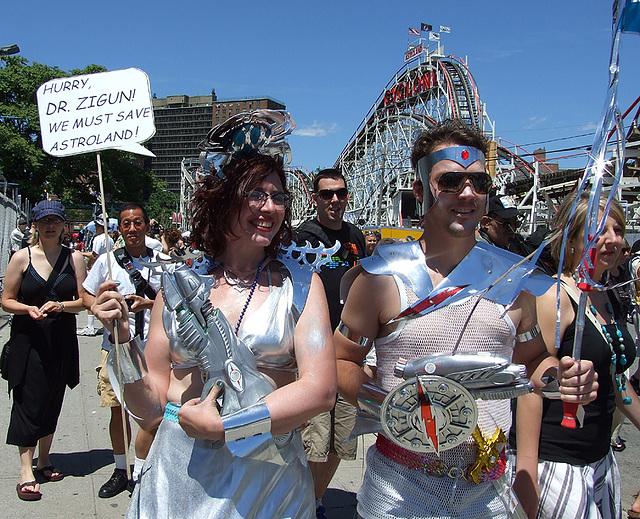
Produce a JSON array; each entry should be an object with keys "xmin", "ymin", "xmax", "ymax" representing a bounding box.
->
[{"xmin": 468, "ymin": 426, "xmax": 506, "ymax": 484}]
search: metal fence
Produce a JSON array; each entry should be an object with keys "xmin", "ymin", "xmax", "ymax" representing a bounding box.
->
[{"xmin": 0, "ymin": 189, "xmax": 28, "ymax": 280}]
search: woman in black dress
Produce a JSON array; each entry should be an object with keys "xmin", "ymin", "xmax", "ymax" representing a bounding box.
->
[{"xmin": 2, "ymin": 200, "xmax": 87, "ymax": 501}]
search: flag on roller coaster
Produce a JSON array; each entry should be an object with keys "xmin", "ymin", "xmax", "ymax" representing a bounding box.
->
[
  {"xmin": 429, "ymin": 32, "xmax": 440, "ymax": 41},
  {"xmin": 421, "ymin": 23, "xmax": 432, "ymax": 32},
  {"xmin": 621, "ymin": 0, "xmax": 640, "ymax": 34},
  {"xmin": 440, "ymin": 25, "xmax": 451, "ymax": 33},
  {"xmin": 408, "ymin": 27, "xmax": 420, "ymax": 35}
]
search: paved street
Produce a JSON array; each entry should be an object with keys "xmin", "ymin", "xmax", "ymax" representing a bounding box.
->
[
  {"xmin": 0, "ymin": 312, "xmax": 371, "ymax": 518},
  {"xmin": 1, "ymin": 311, "xmax": 639, "ymax": 518}
]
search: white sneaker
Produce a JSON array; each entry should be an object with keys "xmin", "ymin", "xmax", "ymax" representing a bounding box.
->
[{"xmin": 78, "ymin": 326, "xmax": 97, "ymax": 336}]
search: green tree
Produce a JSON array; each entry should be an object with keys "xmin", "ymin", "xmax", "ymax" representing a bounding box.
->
[
  {"xmin": 146, "ymin": 176, "xmax": 179, "ymax": 228},
  {"xmin": 0, "ymin": 56, "xmax": 152, "ymax": 205}
]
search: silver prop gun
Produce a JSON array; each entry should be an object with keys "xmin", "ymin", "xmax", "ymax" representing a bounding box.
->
[
  {"xmin": 355, "ymin": 353, "xmax": 532, "ymax": 454},
  {"xmin": 161, "ymin": 263, "xmax": 287, "ymax": 462}
]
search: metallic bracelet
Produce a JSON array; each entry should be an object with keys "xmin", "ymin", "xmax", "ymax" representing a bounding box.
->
[
  {"xmin": 540, "ymin": 366, "xmax": 561, "ymax": 399},
  {"xmin": 57, "ymin": 301, "xmax": 65, "ymax": 312},
  {"xmin": 515, "ymin": 324, "xmax": 541, "ymax": 343},
  {"xmin": 222, "ymin": 401, "xmax": 272, "ymax": 443},
  {"xmin": 337, "ymin": 321, "xmax": 374, "ymax": 348},
  {"xmin": 107, "ymin": 335, "xmax": 147, "ymax": 384}
]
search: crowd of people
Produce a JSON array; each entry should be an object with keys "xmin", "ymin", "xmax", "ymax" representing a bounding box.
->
[{"xmin": 1, "ymin": 112, "xmax": 639, "ymax": 519}]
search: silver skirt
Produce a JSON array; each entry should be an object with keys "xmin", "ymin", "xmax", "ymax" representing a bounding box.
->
[{"xmin": 127, "ymin": 404, "xmax": 314, "ymax": 519}]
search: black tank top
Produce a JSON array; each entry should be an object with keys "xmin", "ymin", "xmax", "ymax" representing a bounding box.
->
[
  {"xmin": 538, "ymin": 291, "xmax": 635, "ymax": 465},
  {"xmin": 19, "ymin": 247, "xmax": 77, "ymax": 305}
]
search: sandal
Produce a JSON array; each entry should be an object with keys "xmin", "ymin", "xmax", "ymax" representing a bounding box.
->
[
  {"xmin": 16, "ymin": 481, "xmax": 42, "ymax": 501},
  {"xmin": 35, "ymin": 465, "xmax": 64, "ymax": 482}
]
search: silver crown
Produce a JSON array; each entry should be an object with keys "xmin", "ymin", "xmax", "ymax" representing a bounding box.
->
[{"xmin": 197, "ymin": 109, "xmax": 295, "ymax": 180}]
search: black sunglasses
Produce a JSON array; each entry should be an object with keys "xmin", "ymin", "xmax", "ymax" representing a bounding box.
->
[
  {"xmin": 490, "ymin": 218, "xmax": 518, "ymax": 231},
  {"xmin": 316, "ymin": 188, "xmax": 349, "ymax": 201},
  {"xmin": 436, "ymin": 171, "xmax": 493, "ymax": 195}
]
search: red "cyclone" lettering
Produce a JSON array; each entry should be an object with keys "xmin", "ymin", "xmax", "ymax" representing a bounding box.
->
[{"xmin": 384, "ymin": 70, "xmax": 437, "ymax": 106}]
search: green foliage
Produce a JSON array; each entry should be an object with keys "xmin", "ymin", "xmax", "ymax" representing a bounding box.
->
[
  {"xmin": 146, "ymin": 176, "xmax": 179, "ymax": 228},
  {"xmin": 0, "ymin": 56, "xmax": 152, "ymax": 205}
]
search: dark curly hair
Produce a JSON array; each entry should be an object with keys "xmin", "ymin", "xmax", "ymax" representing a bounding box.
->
[
  {"xmin": 410, "ymin": 119, "xmax": 488, "ymax": 169},
  {"xmin": 191, "ymin": 154, "xmax": 292, "ymax": 257}
]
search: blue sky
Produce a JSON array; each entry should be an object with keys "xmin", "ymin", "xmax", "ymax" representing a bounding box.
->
[{"xmin": 3, "ymin": 0, "xmax": 640, "ymax": 172}]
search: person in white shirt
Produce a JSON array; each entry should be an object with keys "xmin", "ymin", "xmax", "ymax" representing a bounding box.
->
[
  {"xmin": 9, "ymin": 217, "xmax": 27, "ymax": 258},
  {"xmin": 83, "ymin": 203, "xmax": 168, "ymax": 498}
]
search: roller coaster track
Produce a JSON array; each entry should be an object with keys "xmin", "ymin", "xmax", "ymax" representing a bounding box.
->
[
  {"xmin": 438, "ymin": 59, "xmax": 481, "ymax": 129},
  {"xmin": 180, "ymin": 44, "xmax": 640, "ymax": 233},
  {"xmin": 326, "ymin": 42, "xmax": 528, "ymax": 228}
]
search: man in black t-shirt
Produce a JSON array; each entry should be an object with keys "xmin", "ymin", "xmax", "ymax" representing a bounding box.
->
[{"xmin": 295, "ymin": 169, "xmax": 365, "ymax": 519}]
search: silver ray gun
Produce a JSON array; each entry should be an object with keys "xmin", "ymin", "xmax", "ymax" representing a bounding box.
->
[
  {"xmin": 356, "ymin": 353, "xmax": 533, "ymax": 454},
  {"xmin": 162, "ymin": 263, "xmax": 287, "ymax": 462}
]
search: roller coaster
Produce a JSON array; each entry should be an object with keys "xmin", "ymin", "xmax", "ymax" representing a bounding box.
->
[
  {"xmin": 284, "ymin": 39, "xmax": 543, "ymax": 229},
  {"xmin": 181, "ymin": 39, "xmax": 640, "ymax": 234}
]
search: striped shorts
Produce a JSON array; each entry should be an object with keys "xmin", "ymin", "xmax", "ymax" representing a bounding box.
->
[{"xmin": 537, "ymin": 449, "xmax": 621, "ymax": 519}]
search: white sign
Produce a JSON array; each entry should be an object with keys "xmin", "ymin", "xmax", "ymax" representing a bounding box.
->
[
  {"xmin": 404, "ymin": 44, "xmax": 424, "ymax": 63},
  {"xmin": 37, "ymin": 68, "xmax": 156, "ymax": 157}
]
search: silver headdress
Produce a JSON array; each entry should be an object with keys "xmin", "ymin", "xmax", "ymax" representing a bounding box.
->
[
  {"xmin": 197, "ymin": 109, "xmax": 295, "ymax": 180},
  {"xmin": 415, "ymin": 145, "xmax": 486, "ymax": 215}
]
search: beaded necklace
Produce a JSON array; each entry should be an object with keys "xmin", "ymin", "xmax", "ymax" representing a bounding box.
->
[
  {"xmin": 234, "ymin": 255, "xmax": 267, "ymax": 335},
  {"xmin": 589, "ymin": 301, "xmax": 632, "ymax": 405}
]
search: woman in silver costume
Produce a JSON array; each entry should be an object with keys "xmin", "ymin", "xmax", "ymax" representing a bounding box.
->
[{"xmin": 91, "ymin": 111, "xmax": 337, "ymax": 518}]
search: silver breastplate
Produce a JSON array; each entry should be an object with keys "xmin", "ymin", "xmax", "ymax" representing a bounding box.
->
[{"xmin": 165, "ymin": 256, "xmax": 312, "ymax": 371}]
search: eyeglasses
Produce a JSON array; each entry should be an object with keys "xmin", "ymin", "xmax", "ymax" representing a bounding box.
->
[
  {"xmin": 38, "ymin": 217, "xmax": 64, "ymax": 225},
  {"xmin": 434, "ymin": 171, "xmax": 493, "ymax": 195},
  {"xmin": 244, "ymin": 190, "xmax": 291, "ymax": 209},
  {"xmin": 316, "ymin": 188, "xmax": 349, "ymax": 201},
  {"xmin": 120, "ymin": 219, "xmax": 146, "ymax": 229}
]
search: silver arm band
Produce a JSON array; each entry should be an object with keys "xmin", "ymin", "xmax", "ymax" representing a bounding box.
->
[
  {"xmin": 222, "ymin": 401, "xmax": 272, "ymax": 443},
  {"xmin": 357, "ymin": 381, "xmax": 387, "ymax": 419},
  {"xmin": 108, "ymin": 335, "xmax": 147, "ymax": 385},
  {"xmin": 540, "ymin": 366, "xmax": 562, "ymax": 399},
  {"xmin": 515, "ymin": 324, "xmax": 541, "ymax": 343},
  {"xmin": 337, "ymin": 321, "xmax": 374, "ymax": 348}
]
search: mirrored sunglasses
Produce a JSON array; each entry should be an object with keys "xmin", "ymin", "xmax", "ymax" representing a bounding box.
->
[{"xmin": 436, "ymin": 171, "xmax": 493, "ymax": 195}]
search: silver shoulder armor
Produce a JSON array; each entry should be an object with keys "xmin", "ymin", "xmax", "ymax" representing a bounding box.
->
[
  {"xmin": 278, "ymin": 241, "xmax": 340, "ymax": 316},
  {"xmin": 360, "ymin": 241, "xmax": 434, "ymax": 300},
  {"xmin": 457, "ymin": 242, "xmax": 554, "ymax": 303},
  {"xmin": 360, "ymin": 240, "xmax": 553, "ymax": 307}
]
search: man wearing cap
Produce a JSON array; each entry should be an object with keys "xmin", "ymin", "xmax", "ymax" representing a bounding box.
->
[
  {"xmin": 335, "ymin": 119, "xmax": 598, "ymax": 518},
  {"xmin": 9, "ymin": 217, "xmax": 28, "ymax": 259},
  {"xmin": 78, "ymin": 215, "xmax": 116, "ymax": 337},
  {"xmin": 478, "ymin": 194, "xmax": 522, "ymax": 251},
  {"xmin": 90, "ymin": 214, "xmax": 115, "ymax": 257}
]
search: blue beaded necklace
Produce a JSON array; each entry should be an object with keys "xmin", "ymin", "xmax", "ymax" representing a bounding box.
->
[
  {"xmin": 234, "ymin": 255, "xmax": 267, "ymax": 335},
  {"xmin": 589, "ymin": 301, "xmax": 632, "ymax": 405}
]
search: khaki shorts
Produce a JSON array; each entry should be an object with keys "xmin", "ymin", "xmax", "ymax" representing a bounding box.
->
[
  {"xmin": 302, "ymin": 394, "xmax": 357, "ymax": 462},
  {"xmin": 96, "ymin": 349, "xmax": 120, "ymax": 407}
]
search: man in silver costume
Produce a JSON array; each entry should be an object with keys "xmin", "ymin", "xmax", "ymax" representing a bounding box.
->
[
  {"xmin": 91, "ymin": 110, "xmax": 337, "ymax": 519},
  {"xmin": 335, "ymin": 119, "xmax": 598, "ymax": 519}
]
